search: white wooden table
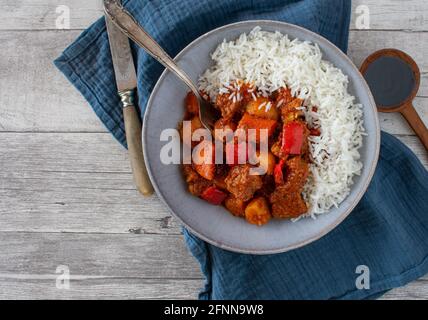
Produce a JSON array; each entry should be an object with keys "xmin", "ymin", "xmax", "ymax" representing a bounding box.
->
[{"xmin": 0, "ymin": 0, "xmax": 427, "ymax": 299}]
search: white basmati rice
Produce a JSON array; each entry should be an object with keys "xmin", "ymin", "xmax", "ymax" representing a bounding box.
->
[{"xmin": 198, "ymin": 27, "xmax": 365, "ymax": 217}]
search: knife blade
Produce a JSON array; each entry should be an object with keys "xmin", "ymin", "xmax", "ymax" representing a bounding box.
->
[
  {"xmin": 105, "ymin": 12, "xmax": 136, "ymax": 92},
  {"xmin": 105, "ymin": 1, "xmax": 154, "ymax": 196}
]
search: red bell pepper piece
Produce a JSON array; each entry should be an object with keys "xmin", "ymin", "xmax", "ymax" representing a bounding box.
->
[
  {"xmin": 282, "ymin": 121, "xmax": 304, "ymax": 155},
  {"xmin": 274, "ymin": 160, "xmax": 286, "ymax": 185},
  {"xmin": 201, "ymin": 186, "xmax": 228, "ymax": 205}
]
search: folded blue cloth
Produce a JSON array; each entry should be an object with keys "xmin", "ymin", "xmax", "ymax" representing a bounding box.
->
[{"xmin": 55, "ymin": 0, "xmax": 428, "ymax": 299}]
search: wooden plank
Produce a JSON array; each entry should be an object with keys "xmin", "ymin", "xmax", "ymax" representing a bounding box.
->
[
  {"xmin": 0, "ymin": 185, "xmax": 182, "ymax": 235},
  {"xmin": 0, "ymin": 0, "xmax": 103, "ymax": 30},
  {"xmin": 1, "ymin": 0, "xmax": 428, "ymax": 31},
  {"xmin": 351, "ymin": 0, "xmax": 428, "ymax": 31},
  {"xmin": 1, "ymin": 278, "xmax": 428, "ymax": 300},
  {"xmin": 0, "ymin": 278, "xmax": 201, "ymax": 300},
  {"xmin": 0, "ymin": 187, "xmax": 182, "ymax": 235},
  {"xmin": 0, "ymin": 132, "xmax": 128, "ymax": 173},
  {"xmin": 0, "ymin": 232, "xmax": 202, "ymax": 279},
  {"xmin": 0, "ymin": 133, "xmax": 426, "ymax": 235},
  {"xmin": 0, "ymin": 132, "xmax": 182, "ymax": 234},
  {"xmin": 0, "ymin": 277, "xmax": 427, "ymax": 300},
  {"xmin": 381, "ymin": 279, "xmax": 428, "ymax": 300},
  {"xmin": 348, "ymin": 30, "xmax": 428, "ymax": 71},
  {"xmin": 0, "ymin": 30, "xmax": 104, "ymax": 133},
  {"xmin": 0, "ymin": 229, "xmax": 425, "ymax": 300},
  {"xmin": 1, "ymin": 29, "xmax": 428, "ymax": 134}
]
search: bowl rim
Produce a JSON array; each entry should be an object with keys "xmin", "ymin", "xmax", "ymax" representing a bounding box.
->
[{"xmin": 142, "ymin": 19, "xmax": 380, "ymax": 254}]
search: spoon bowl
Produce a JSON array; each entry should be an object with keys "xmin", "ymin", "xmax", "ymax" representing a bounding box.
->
[{"xmin": 360, "ymin": 49, "xmax": 428, "ymax": 150}]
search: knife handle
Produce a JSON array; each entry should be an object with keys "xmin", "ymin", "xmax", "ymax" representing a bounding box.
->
[{"xmin": 119, "ymin": 89, "xmax": 154, "ymax": 196}]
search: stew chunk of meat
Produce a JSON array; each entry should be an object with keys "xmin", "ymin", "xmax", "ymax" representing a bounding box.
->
[
  {"xmin": 215, "ymin": 93, "xmax": 242, "ymax": 120},
  {"xmin": 283, "ymin": 156, "xmax": 309, "ymax": 192},
  {"xmin": 281, "ymin": 98, "xmax": 304, "ymax": 124},
  {"xmin": 225, "ymin": 164, "xmax": 263, "ymax": 201},
  {"xmin": 275, "ymin": 87, "xmax": 293, "ymax": 106},
  {"xmin": 270, "ymin": 188, "xmax": 307, "ymax": 218},
  {"xmin": 269, "ymin": 156, "xmax": 309, "ymax": 218},
  {"xmin": 224, "ymin": 195, "xmax": 246, "ymax": 217},
  {"xmin": 183, "ymin": 164, "xmax": 211, "ymax": 196}
]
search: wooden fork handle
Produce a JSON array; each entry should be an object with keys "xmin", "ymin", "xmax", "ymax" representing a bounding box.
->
[
  {"xmin": 401, "ymin": 104, "xmax": 428, "ymax": 151},
  {"xmin": 120, "ymin": 90, "xmax": 154, "ymax": 196}
]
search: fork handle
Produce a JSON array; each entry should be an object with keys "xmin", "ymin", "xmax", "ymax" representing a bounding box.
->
[
  {"xmin": 104, "ymin": 0, "xmax": 200, "ymax": 98},
  {"xmin": 119, "ymin": 89, "xmax": 154, "ymax": 196}
]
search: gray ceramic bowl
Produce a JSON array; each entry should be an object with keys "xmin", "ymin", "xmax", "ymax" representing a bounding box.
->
[{"xmin": 143, "ymin": 20, "xmax": 380, "ymax": 254}]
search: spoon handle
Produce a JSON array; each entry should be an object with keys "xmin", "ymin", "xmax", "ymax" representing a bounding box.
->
[
  {"xmin": 401, "ymin": 104, "xmax": 428, "ymax": 151},
  {"xmin": 103, "ymin": 0, "xmax": 200, "ymax": 97}
]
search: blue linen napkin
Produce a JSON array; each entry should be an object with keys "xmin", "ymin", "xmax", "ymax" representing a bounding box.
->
[{"xmin": 55, "ymin": 0, "xmax": 428, "ymax": 299}]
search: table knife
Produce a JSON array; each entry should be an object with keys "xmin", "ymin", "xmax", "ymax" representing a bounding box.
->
[{"xmin": 105, "ymin": 4, "xmax": 154, "ymax": 196}]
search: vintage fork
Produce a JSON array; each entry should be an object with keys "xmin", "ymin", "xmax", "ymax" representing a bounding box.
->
[{"xmin": 103, "ymin": 0, "xmax": 219, "ymax": 131}]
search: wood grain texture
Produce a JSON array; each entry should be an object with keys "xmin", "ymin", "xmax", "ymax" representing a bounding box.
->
[
  {"xmin": 0, "ymin": 0, "xmax": 103, "ymax": 30},
  {"xmin": 2, "ymin": 0, "xmax": 428, "ymax": 31},
  {"xmin": 0, "ymin": 0, "xmax": 428, "ymax": 300},
  {"xmin": 351, "ymin": 0, "xmax": 428, "ymax": 31},
  {"xmin": 0, "ymin": 30, "xmax": 104, "ymax": 132},
  {"xmin": 381, "ymin": 279, "xmax": 428, "ymax": 300},
  {"xmin": 0, "ymin": 278, "xmax": 201, "ymax": 300},
  {"xmin": 0, "ymin": 277, "xmax": 427, "ymax": 300},
  {"xmin": 348, "ymin": 31, "xmax": 428, "ymax": 72},
  {"xmin": 0, "ymin": 232, "xmax": 202, "ymax": 278}
]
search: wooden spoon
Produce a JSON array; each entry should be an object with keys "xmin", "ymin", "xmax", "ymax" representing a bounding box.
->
[{"xmin": 360, "ymin": 49, "xmax": 428, "ymax": 150}]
